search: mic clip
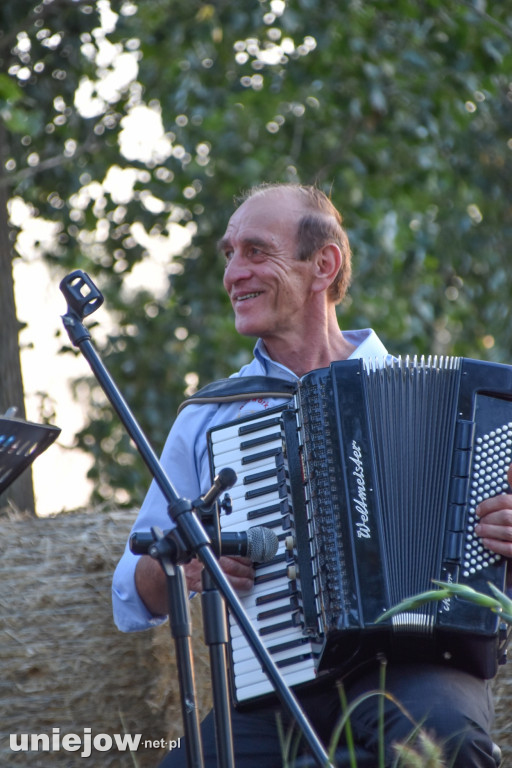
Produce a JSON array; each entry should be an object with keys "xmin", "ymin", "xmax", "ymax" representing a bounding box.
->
[
  {"xmin": 146, "ymin": 526, "xmax": 193, "ymax": 569},
  {"xmin": 219, "ymin": 493, "xmax": 232, "ymax": 516}
]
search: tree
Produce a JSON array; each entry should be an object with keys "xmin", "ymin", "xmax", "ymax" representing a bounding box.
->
[
  {"xmin": 2, "ymin": 0, "xmax": 511, "ymax": 510},
  {"xmin": 0, "ymin": 123, "xmax": 35, "ymax": 513}
]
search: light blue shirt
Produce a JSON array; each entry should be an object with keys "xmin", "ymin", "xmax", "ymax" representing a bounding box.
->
[{"xmin": 112, "ymin": 329, "xmax": 389, "ymax": 632}]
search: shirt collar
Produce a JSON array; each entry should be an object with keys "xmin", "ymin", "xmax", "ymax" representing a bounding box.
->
[{"xmin": 344, "ymin": 328, "xmax": 390, "ymax": 360}]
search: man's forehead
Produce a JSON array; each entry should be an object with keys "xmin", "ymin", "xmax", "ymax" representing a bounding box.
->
[
  {"xmin": 239, "ymin": 186, "xmax": 307, "ymax": 215},
  {"xmin": 223, "ymin": 188, "xmax": 305, "ymax": 238}
]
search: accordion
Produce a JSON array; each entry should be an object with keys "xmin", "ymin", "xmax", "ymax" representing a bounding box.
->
[{"xmin": 207, "ymin": 357, "xmax": 511, "ymax": 706}]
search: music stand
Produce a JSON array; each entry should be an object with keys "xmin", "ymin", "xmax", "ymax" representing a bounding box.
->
[{"xmin": 0, "ymin": 414, "xmax": 61, "ymax": 494}]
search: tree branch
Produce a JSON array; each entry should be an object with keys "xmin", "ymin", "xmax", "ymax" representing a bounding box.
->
[{"xmin": 0, "ymin": 133, "xmax": 102, "ymax": 191}]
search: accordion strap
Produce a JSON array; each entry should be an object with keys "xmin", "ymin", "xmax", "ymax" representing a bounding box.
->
[{"xmin": 177, "ymin": 376, "xmax": 297, "ymax": 414}]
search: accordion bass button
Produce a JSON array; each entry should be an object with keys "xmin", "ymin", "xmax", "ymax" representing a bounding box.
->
[
  {"xmin": 287, "ymin": 564, "xmax": 297, "ymax": 580},
  {"xmin": 285, "ymin": 535, "xmax": 295, "ymax": 551}
]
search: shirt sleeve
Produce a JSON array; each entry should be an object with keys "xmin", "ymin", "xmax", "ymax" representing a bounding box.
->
[{"xmin": 112, "ymin": 404, "xmax": 211, "ymax": 632}]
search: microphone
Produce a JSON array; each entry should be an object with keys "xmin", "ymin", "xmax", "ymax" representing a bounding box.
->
[
  {"xmin": 130, "ymin": 524, "xmax": 279, "ymax": 563},
  {"xmin": 201, "ymin": 467, "xmax": 237, "ymax": 508},
  {"xmin": 218, "ymin": 526, "xmax": 279, "ymax": 562}
]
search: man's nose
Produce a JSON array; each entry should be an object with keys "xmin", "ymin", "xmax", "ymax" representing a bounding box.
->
[{"xmin": 223, "ymin": 251, "xmax": 252, "ymax": 287}]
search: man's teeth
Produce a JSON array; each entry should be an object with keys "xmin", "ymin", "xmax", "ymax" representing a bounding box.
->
[{"xmin": 237, "ymin": 292, "xmax": 261, "ymax": 301}]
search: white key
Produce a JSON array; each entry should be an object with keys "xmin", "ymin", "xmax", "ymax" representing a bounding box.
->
[{"xmin": 235, "ymin": 661, "xmax": 318, "ymax": 703}]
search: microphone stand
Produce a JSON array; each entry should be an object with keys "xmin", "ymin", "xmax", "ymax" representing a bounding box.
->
[
  {"xmin": 199, "ymin": 564, "xmax": 235, "ymax": 768},
  {"xmin": 194, "ymin": 491, "xmax": 235, "ymax": 768},
  {"xmin": 145, "ymin": 526, "xmax": 205, "ymax": 768},
  {"xmin": 59, "ymin": 270, "xmax": 333, "ymax": 768}
]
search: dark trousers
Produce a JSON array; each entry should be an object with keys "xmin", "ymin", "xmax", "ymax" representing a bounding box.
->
[{"xmin": 159, "ymin": 662, "xmax": 497, "ymax": 767}]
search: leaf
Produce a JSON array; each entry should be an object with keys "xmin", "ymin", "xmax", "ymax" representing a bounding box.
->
[
  {"xmin": 0, "ymin": 73, "xmax": 24, "ymax": 103},
  {"xmin": 376, "ymin": 589, "xmax": 453, "ymax": 624}
]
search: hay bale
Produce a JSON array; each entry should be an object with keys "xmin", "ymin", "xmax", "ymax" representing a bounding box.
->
[{"xmin": 0, "ymin": 508, "xmax": 211, "ymax": 768}]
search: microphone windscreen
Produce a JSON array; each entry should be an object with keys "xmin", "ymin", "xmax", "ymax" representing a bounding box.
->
[
  {"xmin": 217, "ymin": 466, "xmax": 237, "ymax": 490},
  {"xmin": 246, "ymin": 526, "xmax": 279, "ymax": 563}
]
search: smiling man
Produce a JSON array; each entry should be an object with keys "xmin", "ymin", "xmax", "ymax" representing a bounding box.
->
[{"xmin": 113, "ymin": 183, "xmax": 511, "ymax": 768}]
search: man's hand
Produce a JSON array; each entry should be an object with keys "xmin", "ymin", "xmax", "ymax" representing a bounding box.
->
[
  {"xmin": 183, "ymin": 555, "xmax": 254, "ymax": 594},
  {"xmin": 135, "ymin": 553, "xmax": 255, "ymax": 618},
  {"xmin": 475, "ymin": 465, "xmax": 512, "ymax": 587}
]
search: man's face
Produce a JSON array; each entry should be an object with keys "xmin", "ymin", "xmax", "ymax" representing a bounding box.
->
[{"xmin": 220, "ymin": 190, "xmax": 319, "ymax": 344}]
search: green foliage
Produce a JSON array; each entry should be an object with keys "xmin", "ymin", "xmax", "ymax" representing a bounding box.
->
[
  {"xmin": 2, "ymin": 1, "xmax": 512, "ymax": 506},
  {"xmin": 377, "ymin": 579, "xmax": 512, "ymax": 625}
]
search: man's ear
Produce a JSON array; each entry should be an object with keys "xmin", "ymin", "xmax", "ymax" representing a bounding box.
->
[{"xmin": 311, "ymin": 243, "xmax": 342, "ymax": 294}]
